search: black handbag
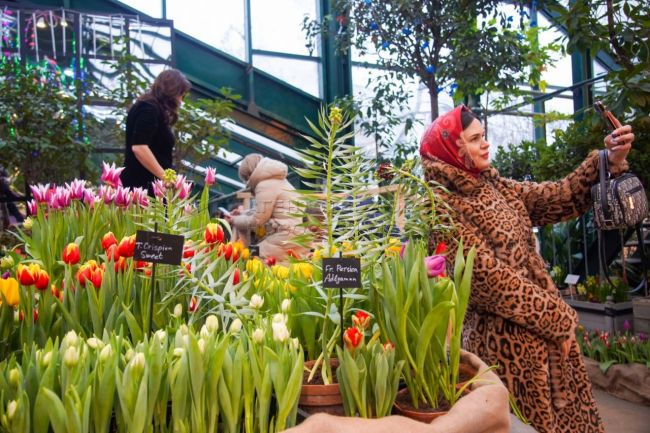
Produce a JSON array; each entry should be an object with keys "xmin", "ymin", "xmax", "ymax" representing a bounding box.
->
[
  {"xmin": 591, "ymin": 149, "xmax": 648, "ymax": 295},
  {"xmin": 591, "ymin": 150, "xmax": 648, "ymax": 230}
]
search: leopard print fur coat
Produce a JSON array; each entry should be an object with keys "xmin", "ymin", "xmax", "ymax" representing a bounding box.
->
[{"xmin": 424, "ymin": 150, "xmax": 628, "ymax": 433}]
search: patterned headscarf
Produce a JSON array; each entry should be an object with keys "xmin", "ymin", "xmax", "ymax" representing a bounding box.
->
[{"xmin": 419, "ymin": 105, "xmax": 481, "ymax": 178}]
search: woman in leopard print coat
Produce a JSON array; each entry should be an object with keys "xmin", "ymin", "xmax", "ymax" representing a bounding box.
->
[{"xmin": 421, "ymin": 105, "xmax": 635, "ymax": 433}]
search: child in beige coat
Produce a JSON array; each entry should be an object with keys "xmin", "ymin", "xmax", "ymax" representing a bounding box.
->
[{"xmin": 229, "ymin": 154, "xmax": 308, "ymax": 262}]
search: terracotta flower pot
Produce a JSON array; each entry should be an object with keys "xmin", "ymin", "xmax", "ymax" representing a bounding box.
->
[
  {"xmin": 299, "ymin": 359, "xmax": 344, "ymax": 415},
  {"xmin": 393, "ymin": 388, "xmax": 449, "ymax": 422},
  {"xmin": 457, "ymin": 361, "xmax": 478, "ymax": 392}
]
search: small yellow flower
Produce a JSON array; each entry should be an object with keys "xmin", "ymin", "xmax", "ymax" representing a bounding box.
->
[
  {"xmin": 342, "ymin": 241, "xmax": 353, "ymax": 252},
  {"xmin": 272, "ymin": 265, "xmax": 290, "ymax": 280},
  {"xmin": 385, "ymin": 245, "xmax": 402, "ymax": 257},
  {"xmin": 23, "ymin": 217, "xmax": 34, "ymax": 230},
  {"xmin": 312, "ymin": 249, "xmax": 322, "ymax": 261},
  {"xmin": 241, "ymin": 248, "xmax": 250, "ymax": 260},
  {"xmin": 163, "ymin": 169, "xmax": 177, "ymax": 184},
  {"xmin": 329, "ymin": 106, "xmax": 343, "ymax": 128}
]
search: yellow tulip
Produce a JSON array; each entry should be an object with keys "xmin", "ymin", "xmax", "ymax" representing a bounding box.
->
[
  {"xmin": 272, "ymin": 265, "xmax": 290, "ymax": 280},
  {"xmin": 312, "ymin": 249, "xmax": 322, "ymax": 261},
  {"xmin": 0, "ymin": 277, "xmax": 20, "ymax": 307},
  {"xmin": 291, "ymin": 262, "xmax": 314, "ymax": 280},
  {"xmin": 240, "ymin": 248, "xmax": 250, "ymax": 260},
  {"xmin": 246, "ymin": 258, "xmax": 263, "ymax": 275}
]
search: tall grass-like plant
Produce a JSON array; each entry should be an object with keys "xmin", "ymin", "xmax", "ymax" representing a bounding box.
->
[{"xmin": 370, "ymin": 240, "xmax": 476, "ymax": 409}]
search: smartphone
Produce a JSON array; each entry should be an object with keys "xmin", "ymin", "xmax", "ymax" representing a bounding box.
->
[{"xmin": 593, "ymin": 101, "xmax": 619, "ymax": 132}]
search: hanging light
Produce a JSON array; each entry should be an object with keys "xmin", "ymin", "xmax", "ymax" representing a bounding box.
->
[
  {"xmin": 60, "ymin": 17, "xmax": 68, "ymax": 27},
  {"xmin": 36, "ymin": 16, "xmax": 47, "ymax": 29}
]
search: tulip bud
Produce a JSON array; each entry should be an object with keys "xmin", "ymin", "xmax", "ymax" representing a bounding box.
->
[
  {"xmin": 249, "ymin": 294, "xmax": 264, "ymax": 309},
  {"xmin": 179, "ymin": 324, "xmax": 189, "ymax": 335},
  {"xmin": 352, "ymin": 310, "xmax": 371, "ymax": 330},
  {"xmin": 87, "ymin": 337, "xmax": 103, "ymax": 350},
  {"xmin": 232, "ymin": 268, "xmax": 241, "ymax": 285},
  {"xmin": 205, "ymin": 315, "xmax": 219, "ymax": 333},
  {"xmin": 154, "ymin": 330, "xmax": 167, "ymax": 344},
  {"xmin": 42, "ymin": 351, "xmax": 52, "ymax": 367},
  {"xmin": 101, "ymin": 232, "xmax": 118, "ymax": 251},
  {"xmin": 173, "ymin": 348, "xmax": 185, "ymax": 358},
  {"xmin": 131, "ymin": 352, "xmax": 145, "ymax": 375},
  {"xmin": 272, "ymin": 321, "xmax": 290, "ymax": 342},
  {"xmin": 6, "ymin": 400, "xmax": 17, "ymax": 421},
  {"xmin": 64, "ymin": 346, "xmax": 79, "ymax": 367},
  {"xmin": 34, "ymin": 269, "xmax": 49, "ymax": 291},
  {"xmin": 200, "ymin": 325, "xmax": 210, "ymax": 339},
  {"xmin": 0, "ymin": 255, "xmax": 14, "ymax": 269},
  {"xmin": 63, "ymin": 330, "xmax": 79, "ymax": 347},
  {"xmin": 252, "ymin": 328, "xmax": 265, "ymax": 344},
  {"xmin": 124, "ymin": 348, "xmax": 134, "ymax": 362},
  {"xmin": 290, "ymin": 338, "xmax": 300, "ymax": 350},
  {"xmin": 188, "ymin": 296, "xmax": 198, "ymax": 313},
  {"xmin": 99, "ymin": 345, "xmax": 113, "ymax": 362},
  {"xmin": 197, "ymin": 338, "xmax": 206, "ymax": 354},
  {"xmin": 173, "ymin": 303, "xmax": 183, "ymax": 318},
  {"xmin": 343, "ymin": 326, "xmax": 363, "ymax": 351},
  {"xmin": 281, "ymin": 298, "xmax": 291, "ymax": 313},
  {"xmin": 117, "ymin": 235, "xmax": 136, "ymax": 258},
  {"xmin": 229, "ymin": 318, "xmax": 243, "ymax": 333},
  {"xmin": 8, "ymin": 368, "xmax": 20, "ymax": 388}
]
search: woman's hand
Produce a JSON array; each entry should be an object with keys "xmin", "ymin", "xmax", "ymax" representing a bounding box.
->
[{"xmin": 605, "ymin": 125, "xmax": 634, "ymax": 166}]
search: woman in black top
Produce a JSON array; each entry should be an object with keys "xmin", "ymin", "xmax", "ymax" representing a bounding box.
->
[{"xmin": 121, "ymin": 69, "xmax": 191, "ymax": 193}]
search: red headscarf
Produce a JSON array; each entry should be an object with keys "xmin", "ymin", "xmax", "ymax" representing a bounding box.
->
[{"xmin": 419, "ymin": 105, "xmax": 481, "ymax": 178}]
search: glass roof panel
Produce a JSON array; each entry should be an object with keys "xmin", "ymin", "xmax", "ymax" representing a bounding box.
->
[{"xmin": 251, "ymin": 0, "xmax": 318, "ymax": 56}]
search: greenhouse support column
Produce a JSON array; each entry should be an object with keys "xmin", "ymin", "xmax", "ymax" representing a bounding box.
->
[
  {"xmin": 244, "ymin": 0, "xmax": 258, "ymax": 115},
  {"xmin": 529, "ymin": 3, "xmax": 545, "ymax": 142},
  {"xmin": 321, "ymin": 0, "xmax": 352, "ymax": 105}
]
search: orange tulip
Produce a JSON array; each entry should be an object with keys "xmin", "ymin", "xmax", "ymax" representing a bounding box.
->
[
  {"xmin": 101, "ymin": 232, "xmax": 118, "ymax": 251},
  {"xmin": 34, "ymin": 269, "xmax": 50, "ymax": 291},
  {"xmin": 114, "ymin": 257, "xmax": 127, "ymax": 273},
  {"xmin": 204, "ymin": 223, "xmax": 224, "ymax": 244},
  {"xmin": 352, "ymin": 310, "xmax": 371, "ymax": 330},
  {"xmin": 51, "ymin": 284, "xmax": 63, "ymax": 301},
  {"xmin": 90, "ymin": 267, "xmax": 104, "ymax": 289},
  {"xmin": 62, "ymin": 243, "xmax": 80, "ymax": 265},
  {"xmin": 117, "ymin": 235, "xmax": 136, "ymax": 258},
  {"xmin": 344, "ymin": 327, "xmax": 363, "ymax": 351}
]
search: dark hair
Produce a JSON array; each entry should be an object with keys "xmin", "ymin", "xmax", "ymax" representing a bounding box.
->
[
  {"xmin": 460, "ymin": 109, "xmax": 480, "ymax": 130},
  {"xmin": 138, "ymin": 69, "xmax": 191, "ymax": 125}
]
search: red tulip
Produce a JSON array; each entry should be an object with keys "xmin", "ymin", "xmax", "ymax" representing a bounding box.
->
[
  {"xmin": 352, "ymin": 310, "xmax": 371, "ymax": 330},
  {"xmin": 101, "ymin": 232, "xmax": 118, "ymax": 251},
  {"xmin": 16, "ymin": 264, "xmax": 36, "ymax": 286},
  {"xmin": 183, "ymin": 242, "xmax": 195, "ymax": 259},
  {"xmin": 117, "ymin": 235, "xmax": 136, "ymax": 258},
  {"xmin": 224, "ymin": 243, "xmax": 233, "ymax": 261},
  {"xmin": 204, "ymin": 223, "xmax": 224, "ymax": 244},
  {"xmin": 34, "ymin": 269, "xmax": 50, "ymax": 291},
  {"xmin": 51, "ymin": 284, "xmax": 63, "ymax": 301},
  {"xmin": 233, "ymin": 268, "xmax": 241, "ymax": 285},
  {"xmin": 188, "ymin": 296, "xmax": 198, "ymax": 313},
  {"xmin": 33, "ymin": 309, "xmax": 38, "ymax": 322},
  {"xmin": 383, "ymin": 341, "xmax": 395, "ymax": 352},
  {"xmin": 114, "ymin": 257, "xmax": 127, "ymax": 273},
  {"xmin": 266, "ymin": 256, "xmax": 276, "ymax": 266},
  {"xmin": 434, "ymin": 242, "xmax": 447, "ymax": 255},
  {"xmin": 62, "ymin": 243, "xmax": 80, "ymax": 265},
  {"xmin": 344, "ymin": 327, "xmax": 363, "ymax": 351},
  {"xmin": 106, "ymin": 244, "xmax": 120, "ymax": 262},
  {"xmin": 90, "ymin": 267, "xmax": 103, "ymax": 289}
]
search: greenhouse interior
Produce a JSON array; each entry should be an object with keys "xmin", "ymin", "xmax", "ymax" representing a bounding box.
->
[{"xmin": 0, "ymin": 0, "xmax": 649, "ymax": 432}]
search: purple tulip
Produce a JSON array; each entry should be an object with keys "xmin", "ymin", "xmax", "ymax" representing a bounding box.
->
[
  {"xmin": 152, "ymin": 180, "xmax": 167, "ymax": 199},
  {"xmin": 639, "ymin": 332, "xmax": 647, "ymax": 343},
  {"xmin": 131, "ymin": 187, "xmax": 149, "ymax": 208},
  {"xmin": 178, "ymin": 181, "xmax": 193, "ymax": 200},
  {"xmin": 114, "ymin": 186, "xmax": 132, "ymax": 208},
  {"xmin": 66, "ymin": 179, "xmax": 86, "ymax": 201},
  {"xmin": 623, "ymin": 320, "xmax": 631, "ymax": 332},
  {"xmin": 98, "ymin": 185, "xmax": 115, "ymax": 204},
  {"xmin": 204, "ymin": 167, "xmax": 216, "ymax": 186},
  {"xmin": 2, "ymin": 271, "xmax": 10, "ymax": 280},
  {"xmin": 424, "ymin": 255, "xmax": 446, "ymax": 278},
  {"xmin": 400, "ymin": 241, "xmax": 408, "ymax": 259}
]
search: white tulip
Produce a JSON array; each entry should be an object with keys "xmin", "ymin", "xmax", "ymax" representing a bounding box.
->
[
  {"xmin": 8, "ymin": 369, "xmax": 20, "ymax": 387},
  {"xmin": 249, "ymin": 294, "xmax": 264, "ymax": 309},
  {"xmin": 173, "ymin": 303, "xmax": 183, "ymax": 318},
  {"xmin": 272, "ymin": 321, "xmax": 290, "ymax": 343},
  {"xmin": 99, "ymin": 345, "xmax": 113, "ymax": 362},
  {"xmin": 281, "ymin": 298, "xmax": 291, "ymax": 313},
  {"xmin": 205, "ymin": 315, "xmax": 219, "ymax": 333},
  {"xmin": 63, "ymin": 346, "xmax": 79, "ymax": 368},
  {"xmin": 86, "ymin": 337, "xmax": 104, "ymax": 350},
  {"xmin": 63, "ymin": 330, "xmax": 79, "ymax": 347},
  {"xmin": 200, "ymin": 325, "xmax": 211, "ymax": 339},
  {"xmin": 6, "ymin": 400, "xmax": 17, "ymax": 421},
  {"xmin": 290, "ymin": 338, "xmax": 300, "ymax": 350},
  {"xmin": 198, "ymin": 338, "xmax": 206, "ymax": 354},
  {"xmin": 229, "ymin": 318, "xmax": 243, "ymax": 333},
  {"xmin": 252, "ymin": 328, "xmax": 265, "ymax": 344}
]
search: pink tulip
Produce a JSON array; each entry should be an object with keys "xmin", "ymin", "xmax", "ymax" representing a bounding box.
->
[
  {"xmin": 27, "ymin": 200, "xmax": 38, "ymax": 215},
  {"xmin": 424, "ymin": 255, "xmax": 446, "ymax": 278},
  {"xmin": 184, "ymin": 203, "xmax": 194, "ymax": 215},
  {"xmin": 152, "ymin": 180, "xmax": 167, "ymax": 198},
  {"xmin": 178, "ymin": 181, "xmax": 192, "ymax": 200},
  {"xmin": 205, "ymin": 167, "xmax": 216, "ymax": 186},
  {"xmin": 400, "ymin": 241, "xmax": 408, "ymax": 259},
  {"xmin": 49, "ymin": 187, "xmax": 71, "ymax": 209},
  {"xmin": 174, "ymin": 174, "xmax": 187, "ymax": 191},
  {"xmin": 100, "ymin": 162, "xmax": 124, "ymax": 188},
  {"xmin": 130, "ymin": 187, "xmax": 149, "ymax": 208},
  {"xmin": 30, "ymin": 183, "xmax": 51, "ymax": 203},
  {"xmin": 66, "ymin": 179, "xmax": 86, "ymax": 201},
  {"xmin": 83, "ymin": 189, "xmax": 97, "ymax": 207},
  {"xmin": 114, "ymin": 186, "xmax": 132, "ymax": 207},
  {"xmin": 98, "ymin": 185, "xmax": 115, "ymax": 204}
]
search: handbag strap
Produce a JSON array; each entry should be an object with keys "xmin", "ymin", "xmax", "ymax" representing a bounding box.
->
[
  {"xmin": 599, "ymin": 150, "xmax": 611, "ymax": 220},
  {"xmin": 636, "ymin": 224, "xmax": 649, "ymax": 297},
  {"xmin": 599, "ymin": 224, "xmax": 649, "ymax": 296}
]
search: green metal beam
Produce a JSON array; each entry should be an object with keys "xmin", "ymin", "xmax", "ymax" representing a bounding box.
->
[{"xmin": 320, "ymin": 0, "xmax": 353, "ymax": 105}]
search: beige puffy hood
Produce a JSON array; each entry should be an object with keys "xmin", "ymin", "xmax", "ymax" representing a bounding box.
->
[{"xmin": 246, "ymin": 158, "xmax": 288, "ymax": 190}]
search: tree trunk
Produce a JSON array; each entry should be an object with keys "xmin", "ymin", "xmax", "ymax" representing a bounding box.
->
[{"xmin": 429, "ymin": 86, "xmax": 439, "ymax": 121}]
